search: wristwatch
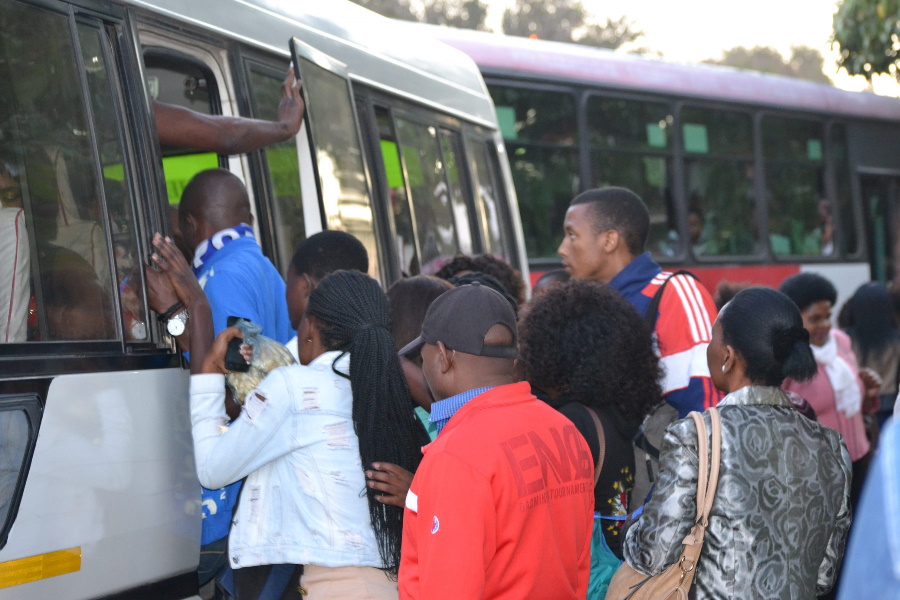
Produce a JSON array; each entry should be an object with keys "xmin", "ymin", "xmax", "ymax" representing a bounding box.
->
[
  {"xmin": 158, "ymin": 301, "xmax": 188, "ymax": 337},
  {"xmin": 166, "ymin": 309, "xmax": 188, "ymax": 337}
]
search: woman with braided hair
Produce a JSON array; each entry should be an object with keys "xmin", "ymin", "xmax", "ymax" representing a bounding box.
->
[{"xmin": 157, "ymin": 235, "xmax": 428, "ymax": 599}]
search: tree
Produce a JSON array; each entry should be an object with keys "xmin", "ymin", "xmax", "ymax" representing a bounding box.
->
[
  {"xmin": 704, "ymin": 46, "xmax": 831, "ymax": 84},
  {"xmin": 577, "ymin": 16, "xmax": 644, "ymax": 50},
  {"xmin": 501, "ymin": 0, "xmax": 643, "ymax": 50},
  {"xmin": 833, "ymin": 0, "xmax": 900, "ymax": 80},
  {"xmin": 349, "ymin": 0, "xmax": 419, "ymax": 22},
  {"xmin": 423, "ymin": 0, "xmax": 490, "ymax": 31}
]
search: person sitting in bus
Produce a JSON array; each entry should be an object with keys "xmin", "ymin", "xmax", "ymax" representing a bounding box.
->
[
  {"xmin": 0, "ymin": 159, "xmax": 29, "ymax": 343},
  {"xmin": 152, "ymin": 68, "xmax": 304, "ymax": 155},
  {"xmin": 150, "ymin": 235, "xmax": 427, "ymax": 599},
  {"xmin": 557, "ymin": 186, "xmax": 721, "ymax": 418}
]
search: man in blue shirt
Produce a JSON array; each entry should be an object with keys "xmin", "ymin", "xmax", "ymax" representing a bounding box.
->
[{"xmin": 148, "ymin": 168, "xmax": 293, "ymax": 597}]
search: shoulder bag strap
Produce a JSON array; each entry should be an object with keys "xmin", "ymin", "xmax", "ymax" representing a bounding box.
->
[
  {"xmin": 699, "ymin": 407, "xmax": 722, "ymax": 523},
  {"xmin": 584, "ymin": 406, "xmax": 606, "ymax": 486},
  {"xmin": 644, "ymin": 270, "xmax": 699, "ymax": 330},
  {"xmin": 688, "ymin": 411, "xmax": 709, "ymax": 523}
]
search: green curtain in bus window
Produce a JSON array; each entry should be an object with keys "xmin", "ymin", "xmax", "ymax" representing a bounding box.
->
[
  {"xmin": 763, "ymin": 116, "xmax": 831, "ymax": 257},
  {"xmin": 488, "ymin": 86, "xmax": 577, "ymax": 145},
  {"xmin": 0, "ymin": 3, "xmax": 118, "ymax": 342},
  {"xmin": 509, "ymin": 145, "xmax": 579, "ymax": 259},
  {"xmin": 680, "ymin": 107, "xmax": 757, "ymax": 258},
  {"xmin": 832, "ymin": 125, "xmax": 857, "ymax": 255},
  {"xmin": 248, "ymin": 67, "xmax": 304, "ymax": 272},
  {"xmin": 587, "ymin": 97, "xmax": 673, "ymax": 150},
  {"xmin": 592, "ymin": 153, "xmax": 676, "ymax": 259},
  {"xmin": 300, "ymin": 58, "xmax": 380, "ymax": 281}
]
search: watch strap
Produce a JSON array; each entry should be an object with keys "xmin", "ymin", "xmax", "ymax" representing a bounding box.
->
[{"xmin": 158, "ymin": 301, "xmax": 185, "ymax": 323}]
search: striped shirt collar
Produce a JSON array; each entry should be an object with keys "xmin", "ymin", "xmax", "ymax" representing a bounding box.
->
[{"xmin": 430, "ymin": 387, "xmax": 494, "ymax": 435}]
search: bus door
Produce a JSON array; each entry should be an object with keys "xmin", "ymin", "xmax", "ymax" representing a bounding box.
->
[{"xmin": 859, "ymin": 173, "xmax": 900, "ymax": 285}]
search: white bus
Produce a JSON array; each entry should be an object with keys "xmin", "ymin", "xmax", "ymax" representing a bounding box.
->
[{"xmin": 0, "ymin": 2, "xmax": 526, "ymax": 598}]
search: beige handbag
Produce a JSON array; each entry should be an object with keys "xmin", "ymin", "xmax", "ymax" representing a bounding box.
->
[{"xmin": 605, "ymin": 407, "xmax": 721, "ymax": 600}]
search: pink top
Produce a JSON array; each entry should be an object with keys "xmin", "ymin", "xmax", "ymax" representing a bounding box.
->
[{"xmin": 783, "ymin": 329, "xmax": 870, "ymax": 461}]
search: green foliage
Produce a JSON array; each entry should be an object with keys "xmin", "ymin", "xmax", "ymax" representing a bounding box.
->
[
  {"xmin": 423, "ymin": 0, "xmax": 490, "ymax": 31},
  {"xmin": 350, "ymin": 0, "xmax": 489, "ymax": 30},
  {"xmin": 704, "ymin": 46, "xmax": 831, "ymax": 84},
  {"xmin": 833, "ymin": 0, "xmax": 900, "ymax": 79},
  {"xmin": 501, "ymin": 0, "xmax": 643, "ymax": 50},
  {"xmin": 577, "ymin": 16, "xmax": 645, "ymax": 50},
  {"xmin": 349, "ymin": 0, "xmax": 419, "ymax": 21}
]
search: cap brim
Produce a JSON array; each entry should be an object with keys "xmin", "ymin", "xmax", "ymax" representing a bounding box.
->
[{"xmin": 398, "ymin": 335, "xmax": 425, "ymax": 358}]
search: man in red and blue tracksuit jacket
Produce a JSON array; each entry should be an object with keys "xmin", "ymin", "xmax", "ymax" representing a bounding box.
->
[{"xmin": 559, "ymin": 187, "xmax": 722, "ymax": 417}]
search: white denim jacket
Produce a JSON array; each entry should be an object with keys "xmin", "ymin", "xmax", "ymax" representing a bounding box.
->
[{"xmin": 190, "ymin": 351, "xmax": 382, "ymax": 569}]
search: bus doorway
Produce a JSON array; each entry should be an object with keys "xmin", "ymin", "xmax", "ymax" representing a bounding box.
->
[{"xmin": 860, "ymin": 174, "xmax": 900, "ymax": 285}]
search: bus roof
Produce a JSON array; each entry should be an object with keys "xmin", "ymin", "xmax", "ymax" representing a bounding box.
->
[
  {"xmin": 126, "ymin": 0, "xmax": 498, "ymax": 126},
  {"xmin": 411, "ymin": 23, "xmax": 900, "ymax": 123}
]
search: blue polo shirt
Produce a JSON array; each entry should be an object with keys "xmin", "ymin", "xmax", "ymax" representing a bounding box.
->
[{"xmin": 195, "ymin": 235, "xmax": 293, "ymax": 545}]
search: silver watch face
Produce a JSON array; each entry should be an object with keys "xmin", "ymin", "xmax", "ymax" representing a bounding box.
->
[{"xmin": 167, "ymin": 311, "xmax": 187, "ymax": 337}]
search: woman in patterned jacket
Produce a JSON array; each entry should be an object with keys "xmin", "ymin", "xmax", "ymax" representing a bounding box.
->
[{"xmin": 623, "ymin": 287, "xmax": 852, "ymax": 599}]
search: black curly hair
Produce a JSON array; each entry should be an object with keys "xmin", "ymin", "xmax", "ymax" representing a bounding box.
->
[
  {"xmin": 435, "ymin": 253, "xmax": 526, "ymax": 306},
  {"xmin": 519, "ymin": 280, "xmax": 662, "ymax": 426}
]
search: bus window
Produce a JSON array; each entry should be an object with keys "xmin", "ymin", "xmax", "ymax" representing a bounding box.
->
[
  {"xmin": 293, "ymin": 46, "xmax": 380, "ymax": 280},
  {"xmin": 2, "ymin": 2, "xmax": 117, "ymax": 342},
  {"xmin": 763, "ymin": 116, "xmax": 831, "ymax": 257},
  {"xmin": 489, "ymin": 85, "xmax": 578, "ymax": 259},
  {"xmin": 832, "ymin": 124, "xmax": 858, "ymax": 256},
  {"xmin": 246, "ymin": 63, "xmax": 304, "ymax": 270},
  {"xmin": 143, "ymin": 52, "xmax": 219, "ymax": 203},
  {"xmin": 394, "ymin": 118, "xmax": 461, "ymax": 272},
  {"xmin": 438, "ymin": 129, "xmax": 474, "ymax": 255},
  {"xmin": 79, "ymin": 24, "xmax": 150, "ymax": 342},
  {"xmin": 0, "ymin": 395, "xmax": 40, "ymax": 549},
  {"xmin": 375, "ymin": 106, "xmax": 419, "ymax": 275},
  {"xmin": 586, "ymin": 96, "xmax": 676, "ymax": 259},
  {"xmin": 681, "ymin": 107, "xmax": 757, "ymax": 258},
  {"xmin": 468, "ymin": 138, "xmax": 509, "ymax": 259}
]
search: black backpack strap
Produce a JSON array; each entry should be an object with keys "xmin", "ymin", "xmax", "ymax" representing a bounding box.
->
[{"xmin": 643, "ymin": 269, "xmax": 699, "ymax": 331}]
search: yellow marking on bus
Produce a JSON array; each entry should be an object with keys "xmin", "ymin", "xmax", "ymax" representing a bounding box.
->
[{"xmin": 0, "ymin": 547, "xmax": 81, "ymax": 589}]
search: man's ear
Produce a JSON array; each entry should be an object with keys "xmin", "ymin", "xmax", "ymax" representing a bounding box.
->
[
  {"xmin": 436, "ymin": 341, "xmax": 454, "ymax": 375},
  {"xmin": 302, "ymin": 273, "xmax": 315, "ymax": 297},
  {"xmin": 601, "ymin": 229, "xmax": 621, "ymax": 254}
]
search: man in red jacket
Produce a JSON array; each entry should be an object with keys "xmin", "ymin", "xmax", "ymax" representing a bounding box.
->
[{"xmin": 397, "ymin": 282, "xmax": 594, "ymax": 599}]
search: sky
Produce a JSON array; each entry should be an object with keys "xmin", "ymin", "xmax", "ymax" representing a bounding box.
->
[{"xmin": 482, "ymin": 0, "xmax": 900, "ymax": 96}]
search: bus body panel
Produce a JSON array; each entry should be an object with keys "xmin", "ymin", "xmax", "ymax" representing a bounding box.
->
[
  {"xmin": 128, "ymin": 0, "xmax": 498, "ymax": 127},
  {"xmin": 414, "ymin": 24, "xmax": 900, "ymax": 123},
  {"xmin": 0, "ymin": 368, "xmax": 196, "ymax": 599}
]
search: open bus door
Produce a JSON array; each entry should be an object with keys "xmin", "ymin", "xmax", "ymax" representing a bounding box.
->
[{"xmin": 860, "ymin": 174, "xmax": 900, "ymax": 286}]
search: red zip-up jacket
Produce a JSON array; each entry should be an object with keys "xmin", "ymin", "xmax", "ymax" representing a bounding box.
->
[{"xmin": 399, "ymin": 382, "xmax": 594, "ymax": 600}]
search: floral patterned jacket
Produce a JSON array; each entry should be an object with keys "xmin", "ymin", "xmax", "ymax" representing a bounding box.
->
[{"xmin": 623, "ymin": 386, "xmax": 852, "ymax": 599}]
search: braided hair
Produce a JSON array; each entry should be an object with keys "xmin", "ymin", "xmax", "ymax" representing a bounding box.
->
[{"xmin": 306, "ymin": 270, "xmax": 428, "ymax": 574}]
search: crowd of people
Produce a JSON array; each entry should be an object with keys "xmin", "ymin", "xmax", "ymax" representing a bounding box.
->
[{"xmin": 146, "ymin": 175, "xmax": 900, "ymax": 599}]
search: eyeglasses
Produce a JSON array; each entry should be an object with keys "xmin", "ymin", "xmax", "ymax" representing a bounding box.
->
[{"xmin": 0, "ymin": 187, "xmax": 21, "ymax": 203}]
